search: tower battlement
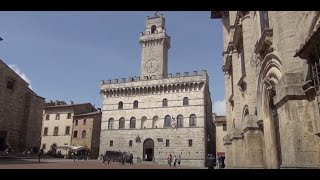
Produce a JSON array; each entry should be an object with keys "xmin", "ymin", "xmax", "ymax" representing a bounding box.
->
[{"xmin": 100, "ymin": 70, "xmax": 208, "ymax": 85}]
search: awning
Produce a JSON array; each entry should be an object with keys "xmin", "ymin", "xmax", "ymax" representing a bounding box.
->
[
  {"xmin": 56, "ymin": 145, "xmax": 73, "ymax": 150},
  {"xmin": 71, "ymin": 146, "xmax": 89, "ymax": 152},
  {"xmin": 217, "ymin": 152, "xmax": 225, "ymax": 157}
]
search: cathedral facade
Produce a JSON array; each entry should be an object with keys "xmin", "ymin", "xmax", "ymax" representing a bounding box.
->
[
  {"xmin": 99, "ymin": 13, "xmax": 214, "ymax": 167},
  {"xmin": 212, "ymin": 11, "xmax": 320, "ymax": 169}
]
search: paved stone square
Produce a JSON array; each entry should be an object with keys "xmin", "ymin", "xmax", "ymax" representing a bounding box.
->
[{"xmin": 0, "ymin": 158, "xmax": 204, "ymax": 169}]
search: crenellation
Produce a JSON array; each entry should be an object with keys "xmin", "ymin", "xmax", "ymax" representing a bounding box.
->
[
  {"xmin": 193, "ymin": 71, "xmax": 198, "ymax": 76},
  {"xmin": 202, "ymin": 70, "xmax": 207, "ymax": 76},
  {"xmin": 101, "ymin": 71, "xmax": 207, "ymax": 85}
]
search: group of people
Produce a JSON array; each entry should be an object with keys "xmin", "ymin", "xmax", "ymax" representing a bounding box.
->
[
  {"xmin": 72, "ymin": 150, "xmax": 91, "ymax": 162},
  {"xmin": 167, "ymin": 154, "xmax": 182, "ymax": 167},
  {"xmin": 207, "ymin": 154, "xmax": 225, "ymax": 169},
  {"xmin": 102, "ymin": 152, "xmax": 134, "ymax": 165}
]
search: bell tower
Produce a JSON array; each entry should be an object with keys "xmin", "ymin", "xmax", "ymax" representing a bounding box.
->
[{"xmin": 139, "ymin": 12, "xmax": 170, "ymax": 79}]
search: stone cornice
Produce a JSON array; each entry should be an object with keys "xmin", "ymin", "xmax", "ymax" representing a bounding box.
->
[
  {"xmin": 273, "ymin": 73, "xmax": 309, "ymax": 108},
  {"xmin": 254, "ymin": 28, "xmax": 274, "ymax": 57},
  {"xmin": 139, "ymin": 32, "xmax": 171, "ymax": 48},
  {"xmin": 100, "ymin": 77, "xmax": 207, "ymax": 98}
]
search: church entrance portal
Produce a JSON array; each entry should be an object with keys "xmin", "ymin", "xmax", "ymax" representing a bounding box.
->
[
  {"xmin": 0, "ymin": 131, "xmax": 7, "ymax": 151},
  {"xmin": 143, "ymin": 138, "xmax": 154, "ymax": 161}
]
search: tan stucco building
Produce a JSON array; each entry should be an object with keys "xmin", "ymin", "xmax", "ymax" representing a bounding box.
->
[
  {"xmin": 41, "ymin": 101, "xmax": 97, "ymax": 155},
  {"xmin": 213, "ymin": 113, "xmax": 226, "ymax": 158},
  {"xmin": 72, "ymin": 110, "xmax": 102, "ymax": 158},
  {"xmin": 212, "ymin": 11, "xmax": 320, "ymax": 168},
  {"xmin": 0, "ymin": 59, "xmax": 45, "ymax": 153},
  {"xmin": 99, "ymin": 13, "xmax": 214, "ymax": 167}
]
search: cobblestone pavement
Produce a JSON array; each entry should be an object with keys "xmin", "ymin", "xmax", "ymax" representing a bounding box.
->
[{"xmin": 0, "ymin": 158, "xmax": 205, "ymax": 169}]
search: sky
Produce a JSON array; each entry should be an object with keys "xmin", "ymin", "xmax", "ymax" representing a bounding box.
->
[{"xmin": 0, "ymin": 11, "xmax": 226, "ymax": 115}]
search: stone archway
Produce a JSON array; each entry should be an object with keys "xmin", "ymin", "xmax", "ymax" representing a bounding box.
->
[
  {"xmin": 51, "ymin": 143, "xmax": 57, "ymax": 155},
  {"xmin": 143, "ymin": 138, "xmax": 154, "ymax": 161},
  {"xmin": 257, "ymin": 53, "xmax": 283, "ymax": 169},
  {"xmin": 0, "ymin": 131, "xmax": 7, "ymax": 151}
]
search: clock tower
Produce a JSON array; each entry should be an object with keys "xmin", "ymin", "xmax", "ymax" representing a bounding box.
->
[{"xmin": 139, "ymin": 12, "xmax": 170, "ymax": 79}]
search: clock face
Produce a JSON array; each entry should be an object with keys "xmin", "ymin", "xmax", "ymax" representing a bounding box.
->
[{"xmin": 145, "ymin": 59, "xmax": 159, "ymax": 73}]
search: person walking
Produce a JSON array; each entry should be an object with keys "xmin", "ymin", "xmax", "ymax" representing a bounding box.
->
[
  {"xmin": 173, "ymin": 155, "xmax": 177, "ymax": 167},
  {"xmin": 168, "ymin": 154, "xmax": 172, "ymax": 167},
  {"xmin": 102, "ymin": 154, "xmax": 107, "ymax": 165},
  {"xmin": 38, "ymin": 148, "xmax": 44, "ymax": 163},
  {"xmin": 130, "ymin": 153, "xmax": 133, "ymax": 165},
  {"xmin": 177, "ymin": 155, "xmax": 181, "ymax": 168},
  {"xmin": 207, "ymin": 154, "xmax": 214, "ymax": 169}
]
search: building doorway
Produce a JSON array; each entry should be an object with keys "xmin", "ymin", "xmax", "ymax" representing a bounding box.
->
[
  {"xmin": 270, "ymin": 90, "xmax": 282, "ymax": 167},
  {"xmin": 0, "ymin": 131, "xmax": 7, "ymax": 151},
  {"xmin": 143, "ymin": 138, "xmax": 154, "ymax": 161}
]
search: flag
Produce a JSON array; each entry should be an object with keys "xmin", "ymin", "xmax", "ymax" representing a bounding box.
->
[{"xmin": 171, "ymin": 115, "xmax": 178, "ymax": 130}]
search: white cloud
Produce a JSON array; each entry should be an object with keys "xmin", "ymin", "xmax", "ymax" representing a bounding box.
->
[
  {"xmin": 213, "ymin": 99, "xmax": 226, "ymax": 116},
  {"xmin": 8, "ymin": 64, "xmax": 33, "ymax": 90}
]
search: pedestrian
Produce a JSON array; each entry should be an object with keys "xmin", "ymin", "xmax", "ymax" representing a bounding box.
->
[
  {"xmin": 72, "ymin": 152, "xmax": 75, "ymax": 162},
  {"xmin": 121, "ymin": 153, "xmax": 125, "ymax": 165},
  {"xmin": 87, "ymin": 151, "xmax": 91, "ymax": 161},
  {"xmin": 221, "ymin": 156, "xmax": 225, "ymax": 169},
  {"xmin": 207, "ymin": 154, "xmax": 214, "ymax": 169},
  {"xmin": 38, "ymin": 148, "xmax": 44, "ymax": 163},
  {"xmin": 130, "ymin": 153, "xmax": 133, "ymax": 165},
  {"xmin": 177, "ymin": 155, "xmax": 181, "ymax": 167},
  {"xmin": 168, "ymin": 154, "xmax": 172, "ymax": 167},
  {"xmin": 173, "ymin": 155, "xmax": 177, "ymax": 167},
  {"xmin": 102, "ymin": 154, "xmax": 106, "ymax": 165}
]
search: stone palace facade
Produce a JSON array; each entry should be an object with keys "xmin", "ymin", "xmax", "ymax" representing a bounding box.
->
[{"xmin": 99, "ymin": 13, "xmax": 214, "ymax": 167}]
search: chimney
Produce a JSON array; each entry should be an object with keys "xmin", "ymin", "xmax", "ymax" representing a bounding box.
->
[
  {"xmin": 70, "ymin": 101, "xmax": 74, "ymax": 105},
  {"xmin": 98, "ymin": 108, "xmax": 101, "ymax": 112}
]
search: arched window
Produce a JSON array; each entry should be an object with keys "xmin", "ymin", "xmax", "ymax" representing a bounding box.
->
[
  {"xmin": 130, "ymin": 117, "xmax": 136, "ymax": 129},
  {"xmin": 73, "ymin": 131, "xmax": 78, "ymax": 138},
  {"xmin": 141, "ymin": 116, "xmax": 147, "ymax": 129},
  {"xmin": 189, "ymin": 114, "xmax": 197, "ymax": 127},
  {"xmin": 177, "ymin": 115, "xmax": 184, "ymax": 128},
  {"xmin": 82, "ymin": 130, "xmax": 86, "ymax": 138},
  {"xmin": 133, "ymin": 100, "xmax": 138, "ymax": 109},
  {"xmin": 152, "ymin": 116, "xmax": 159, "ymax": 128},
  {"xmin": 162, "ymin": 98, "xmax": 168, "ymax": 107},
  {"xmin": 151, "ymin": 25, "xmax": 156, "ymax": 33},
  {"xmin": 108, "ymin": 118, "xmax": 114, "ymax": 129},
  {"xmin": 118, "ymin": 101, "xmax": 123, "ymax": 109},
  {"xmin": 119, "ymin": 117, "xmax": 125, "ymax": 129},
  {"xmin": 164, "ymin": 115, "xmax": 171, "ymax": 128},
  {"xmin": 183, "ymin": 97, "xmax": 189, "ymax": 106}
]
